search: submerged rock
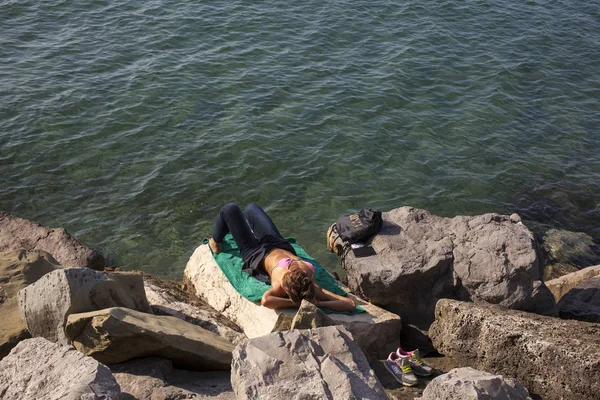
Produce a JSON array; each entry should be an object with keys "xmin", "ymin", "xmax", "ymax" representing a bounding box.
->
[
  {"xmin": 417, "ymin": 367, "xmax": 532, "ymax": 400},
  {"xmin": 541, "ymin": 229, "xmax": 600, "ymax": 276},
  {"xmin": 18, "ymin": 267, "xmax": 152, "ymax": 344},
  {"xmin": 65, "ymin": 307, "xmax": 235, "ymax": 370},
  {"xmin": 0, "ymin": 337, "xmax": 120, "ymax": 400},
  {"xmin": 231, "ymin": 326, "xmax": 387, "ymax": 400},
  {"xmin": 429, "ymin": 299, "xmax": 600, "ymax": 400},
  {"xmin": 342, "ymin": 207, "xmax": 556, "ymax": 330},
  {"xmin": 0, "ymin": 211, "xmax": 105, "ymax": 270},
  {"xmin": 543, "ymin": 262, "xmax": 579, "ymax": 281},
  {"xmin": 0, "ymin": 249, "xmax": 61, "ymax": 359}
]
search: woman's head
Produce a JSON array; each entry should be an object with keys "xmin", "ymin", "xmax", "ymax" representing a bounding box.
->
[{"xmin": 281, "ymin": 263, "xmax": 315, "ymax": 304}]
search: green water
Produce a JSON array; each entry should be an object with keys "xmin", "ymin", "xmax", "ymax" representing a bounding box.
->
[{"xmin": 1, "ymin": 0, "xmax": 599, "ymax": 278}]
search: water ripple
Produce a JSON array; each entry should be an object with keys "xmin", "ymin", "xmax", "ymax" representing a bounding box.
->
[{"xmin": 1, "ymin": 0, "xmax": 599, "ymax": 277}]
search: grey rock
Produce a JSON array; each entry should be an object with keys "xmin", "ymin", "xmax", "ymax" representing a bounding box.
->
[
  {"xmin": 342, "ymin": 207, "xmax": 556, "ymax": 330},
  {"xmin": 110, "ymin": 357, "xmax": 235, "ymax": 400},
  {"xmin": 0, "ymin": 249, "xmax": 61, "ymax": 359},
  {"xmin": 0, "ymin": 337, "xmax": 120, "ymax": 400},
  {"xmin": 557, "ymin": 276, "xmax": 600, "ymax": 322},
  {"xmin": 144, "ymin": 279, "xmax": 246, "ymax": 345},
  {"xmin": 231, "ymin": 325, "xmax": 388, "ymax": 400},
  {"xmin": 0, "ymin": 211, "xmax": 105, "ymax": 270},
  {"xmin": 429, "ymin": 299, "xmax": 600, "ymax": 400},
  {"xmin": 417, "ymin": 367, "xmax": 532, "ymax": 400},
  {"xmin": 18, "ymin": 267, "xmax": 152, "ymax": 344},
  {"xmin": 65, "ymin": 307, "xmax": 235, "ymax": 370},
  {"xmin": 290, "ymin": 299, "xmax": 337, "ymax": 329}
]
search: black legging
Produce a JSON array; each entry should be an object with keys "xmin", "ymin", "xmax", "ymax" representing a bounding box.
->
[{"xmin": 212, "ymin": 203, "xmax": 296, "ymax": 271}]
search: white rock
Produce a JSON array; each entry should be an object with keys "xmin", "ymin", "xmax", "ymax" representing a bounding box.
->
[
  {"xmin": 0, "ymin": 337, "xmax": 120, "ymax": 400},
  {"xmin": 184, "ymin": 244, "xmax": 401, "ymax": 359}
]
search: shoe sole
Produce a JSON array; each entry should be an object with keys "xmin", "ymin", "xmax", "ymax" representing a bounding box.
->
[{"xmin": 384, "ymin": 362, "xmax": 418, "ymax": 387}]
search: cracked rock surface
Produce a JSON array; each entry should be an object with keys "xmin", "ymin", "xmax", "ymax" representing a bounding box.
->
[
  {"xmin": 0, "ymin": 337, "xmax": 120, "ymax": 400},
  {"xmin": 429, "ymin": 299, "xmax": 600, "ymax": 400},
  {"xmin": 342, "ymin": 207, "xmax": 556, "ymax": 329},
  {"xmin": 231, "ymin": 325, "xmax": 387, "ymax": 400}
]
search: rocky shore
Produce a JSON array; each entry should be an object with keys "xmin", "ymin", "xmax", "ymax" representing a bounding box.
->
[{"xmin": 1, "ymin": 208, "xmax": 599, "ymax": 399}]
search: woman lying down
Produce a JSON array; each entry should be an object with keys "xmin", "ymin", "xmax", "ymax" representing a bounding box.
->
[{"xmin": 208, "ymin": 203, "xmax": 356, "ymax": 312}]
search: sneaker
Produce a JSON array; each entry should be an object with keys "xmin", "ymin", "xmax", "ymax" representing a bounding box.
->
[
  {"xmin": 397, "ymin": 348, "xmax": 432, "ymax": 377},
  {"xmin": 384, "ymin": 352, "xmax": 418, "ymax": 386}
]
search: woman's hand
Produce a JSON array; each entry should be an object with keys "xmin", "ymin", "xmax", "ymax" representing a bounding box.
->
[
  {"xmin": 261, "ymin": 287, "xmax": 297, "ymax": 309},
  {"xmin": 313, "ymin": 284, "xmax": 356, "ymax": 312}
]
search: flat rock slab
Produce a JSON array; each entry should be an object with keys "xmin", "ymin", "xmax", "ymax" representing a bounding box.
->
[
  {"xmin": 342, "ymin": 207, "xmax": 556, "ymax": 329},
  {"xmin": 429, "ymin": 299, "xmax": 600, "ymax": 400},
  {"xmin": 0, "ymin": 337, "xmax": 120, "ymax": 400},
  {"xmin": 0, "ymin": 211, "xmax": 105, "ymax": 270},
  {"xmin": 417, "ymin": 367, "xmax": 532, "ymax": 400},
  {"xmin": 66, "ymin": 307, "xmax": 235, "ymax": 370},
  {"xmin": 0, "ymin": 249, "xmax": 60, "ymax": 359},
  {"xmin": 18, "ymin": 267, "xmax": 152, "ymax": 344},
  {"xmin": 144, "ymin": 278, "xmax": 246, "ymax": 345},
  {"xmin": 545, "ymin": 264, "xmax": 600, "ymax": 301},
  {"xmin": 557, "ymin": 276, "xmax": 600, "ymax": 322},
  {"xmin": 184, "ymin": 244, "xmax": 401, "ymax": 360},
  {"xmin": 231, "ymin": 326, "xmax": 388, "ymax": 400}
]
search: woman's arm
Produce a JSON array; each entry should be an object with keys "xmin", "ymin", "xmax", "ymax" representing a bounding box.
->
[
  {"xmin": 313, "ymin": 284, "xmax": 356, "ymax": 312},
  {"xmin": 261, "ymin": 287, "xmax": 297, "ymax": 309}
]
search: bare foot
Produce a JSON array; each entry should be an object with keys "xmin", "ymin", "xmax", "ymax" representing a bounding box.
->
[{"xmin": 208, "ymin": 238, "xmax": 222, "ymax": 254}]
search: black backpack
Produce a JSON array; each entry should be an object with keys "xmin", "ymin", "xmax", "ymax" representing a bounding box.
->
[{"xmin": 335, "ymin": 208, "xmax": 383, "ymax": 244}]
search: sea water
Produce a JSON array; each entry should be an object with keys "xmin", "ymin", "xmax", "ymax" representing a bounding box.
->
[{"xmin": 1, "ymin": 0, "xmax": 599, "ymax": 278}]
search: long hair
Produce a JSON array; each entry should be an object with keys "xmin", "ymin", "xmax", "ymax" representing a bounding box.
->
[{"xmin": 281, "ymin": 263, "xmax": 315, "ymax": 304}]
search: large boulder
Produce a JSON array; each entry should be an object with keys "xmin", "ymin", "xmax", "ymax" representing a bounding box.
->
[
  {"xmin": 342, "ymin": 207, "xmax": 556, "ymax": 329},
  {"xmin": 0, "ymin": 337, "xmax": 120, "ymax": 400},
  {"xmin": 144, "ymin": 277, "xmax": 246, "ymax": 345},
  {"xmin": 0, "ymin": 211, "xmax": 105, "ymax": 270},
  {"xmin": 429, "ymin": 299, "xmax": 600, "ymax": 400},
  {"xmin": 417, "ymin": 367, "xmax": 532, "ymax": 400},
  {"xmin": 110, "ymin": 357, "xmax": 235, "ymax": 400},
  {"xmin": 65, "ymin": 307, "xmax": 235, "ymax": 370},
  {"xmin": 231, "ymin": 326, "xmax": 388, "ymax": 400},
  {"xmin": 18, "ymin": 267, "xmax": 152, "ymax": 344},
  {"xmin": 0, "ymin": 249, "xmax": 61, "ymax": 359},
  {"xmin": 184, "ymin": 244, "xmax": 401, "ymax": 360},
  {"xmin": 545, "ymin": 264, "xmax": 600, "ymax": 301},
  {"xmin": 557, "ymin": 276, "xmax": 600, "ymax": 323}
]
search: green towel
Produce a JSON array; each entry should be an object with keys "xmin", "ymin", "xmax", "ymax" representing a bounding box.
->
[{"xmin": 203, "ymin": 235, "xmax": 365, "ymax": 314}]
